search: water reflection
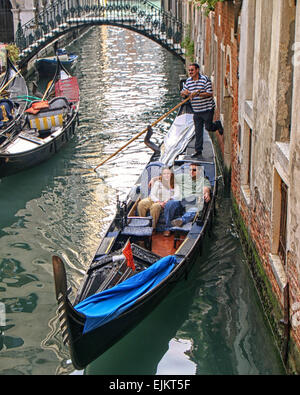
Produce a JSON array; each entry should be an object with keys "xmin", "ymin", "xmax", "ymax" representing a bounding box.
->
[{"xmin": 156, "ymin": 339, "xmax": 197, "ymax": 375}]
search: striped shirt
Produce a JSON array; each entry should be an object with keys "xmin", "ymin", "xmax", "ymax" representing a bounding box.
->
[{"xmin": 182, "ymin": 74, "xmax": 215, "ymax": 112}]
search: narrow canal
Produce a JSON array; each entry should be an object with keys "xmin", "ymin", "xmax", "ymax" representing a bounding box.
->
[{"xmin": 0, "ymin": 26, "xmax": 285, "ymax": 375}]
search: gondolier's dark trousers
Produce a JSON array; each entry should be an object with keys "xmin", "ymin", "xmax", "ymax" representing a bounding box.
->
[{"xmin": 194, "ymin": 109, "xmax": 219, "ymax": 154}]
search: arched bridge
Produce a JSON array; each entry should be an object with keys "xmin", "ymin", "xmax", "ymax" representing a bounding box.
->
[{"xmin": 16, "ymin": 0, "xmax": 186, "ymax": 67}]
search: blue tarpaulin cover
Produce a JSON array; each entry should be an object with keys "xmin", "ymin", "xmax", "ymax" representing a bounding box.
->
[{"xmin": 75, "ymin": 255, "xmax": 176, "ymax": 334}]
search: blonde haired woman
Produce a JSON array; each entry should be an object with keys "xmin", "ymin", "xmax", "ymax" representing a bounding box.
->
[{"xmin": 138, "ymin": 167, "xmax": 179, "ymax": 235}]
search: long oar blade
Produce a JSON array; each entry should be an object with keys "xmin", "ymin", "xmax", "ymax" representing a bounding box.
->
[
  {"xmin": 93, "ymin": 95, "xmax": 191, "ymax": 172},
  {"xmin": 42, "ymin": 79, "xmax": 54, "ymax": 101}
]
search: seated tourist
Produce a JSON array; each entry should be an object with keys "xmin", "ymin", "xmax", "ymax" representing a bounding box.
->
[
  {"xmin": 169, "ymin": 163, "xmax": 211, "ymax": 228},
  {"xmin": 137, "ymin": 167, "xmax": 180, "ymax": 235}
]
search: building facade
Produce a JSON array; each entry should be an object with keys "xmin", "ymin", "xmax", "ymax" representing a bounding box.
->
[
  {"xmin": 236, "ymin": 0, "xmax": 300, "ymax": 373},
  {"xmin": 0, "ymin": 1, "xmax": 56, "ymax": 43},
  {"xmin": 167, "ymin": 0, "xmax": 300, "ymax": 373}
]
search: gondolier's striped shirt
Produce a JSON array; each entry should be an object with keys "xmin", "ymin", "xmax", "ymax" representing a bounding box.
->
[{"xmin": 182, "ymin": 74, "xmax": 215, "ymax": 113}]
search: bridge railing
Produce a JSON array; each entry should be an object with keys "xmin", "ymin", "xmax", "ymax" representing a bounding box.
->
[{"xmin": 16, "ymin": 0, "xmax": 185, "ymax": 62}]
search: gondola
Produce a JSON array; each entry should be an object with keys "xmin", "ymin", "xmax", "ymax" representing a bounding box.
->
[
  {"xmin": 35, "ymin": 48, "xmax": 78, "ymax": 77},
  {"xmin": 0, "ymin": 54, "xmax": 28, "ymax": 142},
  {"xmin": 0, "ymin": 55, "xmax": 80, "ymax": 178},
  {"xmin": 52, "ymin": 101, "xmax": 219, "ymax": 370}
]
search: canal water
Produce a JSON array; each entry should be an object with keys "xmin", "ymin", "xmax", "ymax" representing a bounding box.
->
[{"xmin": 0, "ymin": 26, "xmax": 285, "ymax": 375}]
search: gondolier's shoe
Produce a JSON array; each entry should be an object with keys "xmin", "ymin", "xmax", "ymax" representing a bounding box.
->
[
  {"xmin": 191, "ymin": 152, "xmax": 202, "ymax": 159},
  {"xmin": 163, "ymin": 231, "xmax": 171, "ymax": 237},
  {"xmin": 171, "ymin": 219, "xmax": 183, "ymax": 227},
  {"xmin": 216, "ymin": 120, "xmax": 224, "ymax": 135}
]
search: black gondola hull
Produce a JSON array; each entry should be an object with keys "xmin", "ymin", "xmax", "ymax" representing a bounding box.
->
[
  {"xmin": 35, "ymin": 54, "xmax": 78, "ymax": 78},
  {"xmin": 0, "ymin": 114, "xmax": 77, "ymax": 178},
  {"xmin": 58, "ymin": 246, "xmax": 201, "ymax": 370},
  {"xmin": 53, "ymin": 102, "xmax": 218, "ymax": 369},
  {"xmin": 71, "ymin": 278, "xmax": 177, "ymax": 369},
  {"xmin": 54, "ymin": 209, "xmax": 211, "ymax": 369}
]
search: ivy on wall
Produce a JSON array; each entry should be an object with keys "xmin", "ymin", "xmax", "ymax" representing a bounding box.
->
[
  {"xmin": 194, "ymin": 0, "xmax": 225, "ymax": 14},
  {"xmin": 181, "ymin": 1, "xmax": 225, "ymax": 60},
  {"xmin": 181, "ymin": 32, "xmax": 195, "ymax": 62}
]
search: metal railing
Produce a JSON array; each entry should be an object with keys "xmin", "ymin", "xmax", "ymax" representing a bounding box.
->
[{"xmin": 16, "ymin": 0, "xmax": 185, "ymax": 65}]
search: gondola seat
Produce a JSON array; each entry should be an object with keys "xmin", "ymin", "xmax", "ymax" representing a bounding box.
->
[
  {"xmin": 170, "ymin": 221, "xmax": 192, "ymax": 248},
  {"xmin": 127, "ymin": 216, "xmax": 152, "ymax": 227},
  {"xmin": 121, "ymin": 225, "xmax": 153, "ymax": 250},
  {"xmin": 171, "ymin": 221, "xmax": 205, "ymax": 248},
  {"xmin": 26, "ymin": 97, "xmax": 71, "ymax": 136}
]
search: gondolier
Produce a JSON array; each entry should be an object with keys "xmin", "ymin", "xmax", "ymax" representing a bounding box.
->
[{"xmin": 181, "ymin": 63, "xmax": 223, "ymax": 158}]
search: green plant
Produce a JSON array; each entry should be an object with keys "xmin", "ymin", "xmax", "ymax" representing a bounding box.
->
[
  {"xmin": 5, "ymin": 44, "xmax": 20, "ymax": 62},
  {"xmin": 181, "ymin": 26, "xmax": 195, "ymax": 62},
  {"xmin": 194, "ymin": 0, "xmax": 225, "ymax": 15}
]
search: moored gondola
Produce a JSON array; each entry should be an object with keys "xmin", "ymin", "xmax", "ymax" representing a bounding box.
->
[
  {"xmin": 35, "ymin": 48, "xmax": 78, "ymax": 78},
  {"xmin": 0, "ymin": 53, "xmax": 28, "ymax": 143},
  {"xmin": 52, "ymin": 101, "xmax": 219, "ymax": 370},
  {"xmin": 0, "ymin": 55, "xmax": 80, "ymax": 178}
]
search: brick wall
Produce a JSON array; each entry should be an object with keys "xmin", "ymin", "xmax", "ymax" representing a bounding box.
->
[{"xmin": 203, "ymin": 2, "xmax": 240, "ymax": 173}]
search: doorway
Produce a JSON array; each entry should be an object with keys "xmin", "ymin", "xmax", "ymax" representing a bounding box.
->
[{"xmin": 0, "ymin": 1, "xmax": 13, "ymax": 43}]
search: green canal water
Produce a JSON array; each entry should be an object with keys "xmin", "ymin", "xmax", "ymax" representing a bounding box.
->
[{"xmin": 0, "ymin": 26, "xmax": 285, "ymax": 375}]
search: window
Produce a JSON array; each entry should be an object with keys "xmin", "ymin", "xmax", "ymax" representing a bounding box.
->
[
  {"xmin": 242, "ymin": 122, "xmax": 253, "ymax": 187},
  {"xmin": 0, "ymin": 0, "xmax": 14, "ymax": 43},
  {"xmin": 271, "ymin": 169, "xmax": 289, "ymax": 265},
  {"xmin": 245, "ymin": 0, "xmax": 256, "ymax": 101},
  {"xmin": 278, "ymin": 180, "xmax": 288, "ymax": 264},
  {"xmin": 247, "ymin": 127, "xmax": 252, "ymax": 186},
  {"xmin": 269, "ymin": 170, "xmax": 288, "ymax": 291},
  {"xmin": 213, "ymin": 34, "xmax": 218, "ymax": 82},
  {"xmin": 241, "ymin": 122, "xmax": 252, "ymax": 204},
  {"xmin": 220, "ymin": 46, "xmax": 225, "ymax": 114}
]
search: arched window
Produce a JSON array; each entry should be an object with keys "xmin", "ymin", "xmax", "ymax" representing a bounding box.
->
[{"xmin": 0, "ymin": 1, "xmax": 13, "ymax": 43}]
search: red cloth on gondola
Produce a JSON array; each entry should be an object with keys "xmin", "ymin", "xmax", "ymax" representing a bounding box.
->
[{"xmin": 122, "ymin": 240, "xmax": 135, "ymax": 272}]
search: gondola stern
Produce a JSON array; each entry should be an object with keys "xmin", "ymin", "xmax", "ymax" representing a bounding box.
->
[
  {"xmin": 52, "ymin": 254, "xmax": 102, "ymax": 370},
  {"xmin": 52, "ymin": 255, "xmax": 68, "ymax": 301},
  {"xmin": 52, "ymin": 255, "xmax": 87, "ymax": 369},
  {"xmin": 52, "ymin": 255, "xmax": 73, "ymax": 347}
]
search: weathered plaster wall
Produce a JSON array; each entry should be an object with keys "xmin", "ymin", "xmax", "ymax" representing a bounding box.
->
[
  {"xmin": 288, "ymin": 0, "xmax": 300, "ymax": 357},
  {"xmin": 236, "ymin": 0, "xmax": 300, "ymax": 372}
]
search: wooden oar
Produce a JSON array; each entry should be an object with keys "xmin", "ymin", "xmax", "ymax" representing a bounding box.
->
[
  {"xmin": 93, "ymin": 95, "xmax": 192, "ymax": 172},
  {"xmin": 0, "ymin": 68, "xmax": 21, "ymax": 95},
  {"xmin": 42, "ymin": 79, "xmax": 54, "ymax": 101}
]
